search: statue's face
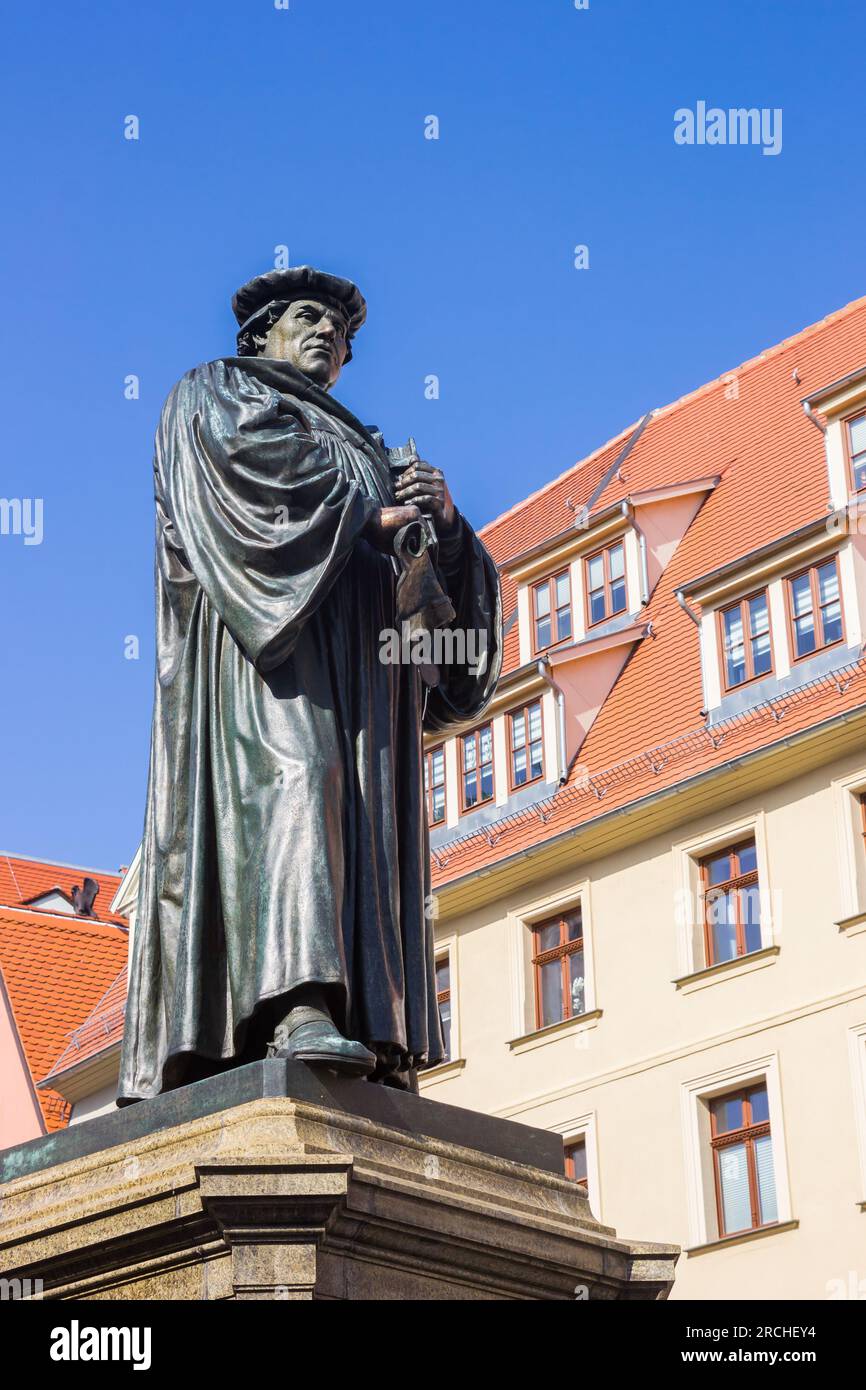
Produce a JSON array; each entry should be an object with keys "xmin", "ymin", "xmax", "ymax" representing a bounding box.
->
[{"xmin": 264, "ymin": 298, "xmax": 350, "ymax": 388}]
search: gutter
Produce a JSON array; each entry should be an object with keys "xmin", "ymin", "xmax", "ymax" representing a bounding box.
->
[
  {"xmin": 801, "ymin": 363, "xmax": 866, "ymax": 412},
  {"xmin": 537, "ymin": 660, "xmax": 569, "ymax": 784},
  {"xmin": 434, "ymin": 699, "xmax": 866, "ymax": 898},
  {"xmin": 680, "ymin": 513, "xmax": 839, "ymax": 599},
  {"xmin": 39, "ymin": 1039, "xmax": 121, "ymax": 1095}
]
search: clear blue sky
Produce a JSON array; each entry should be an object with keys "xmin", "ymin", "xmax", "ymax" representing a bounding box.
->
[{"xmin": 1, "ymin": 0, "xmax": 864, "ymax": 872}]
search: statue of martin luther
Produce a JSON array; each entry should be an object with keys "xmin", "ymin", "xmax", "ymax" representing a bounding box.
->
[{"xmin": 118, "ymin": 265, "xmax": 501, "ymax": 1099}]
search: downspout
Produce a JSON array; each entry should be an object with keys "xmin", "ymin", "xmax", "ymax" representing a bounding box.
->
[
  {"xmin": 676, "ymin": 589, "xmax": 701, "ymax": 626},
  {"xmin": 802, "ymin": 401, "xmax": 826, "ymax": 435},
  {"xmin": 622, "ymin": 500, "xmax": 650, "ymax": 606},
  {"xmin": 537, "ymin": 660, "xmax": 569, "ymax": 785}
]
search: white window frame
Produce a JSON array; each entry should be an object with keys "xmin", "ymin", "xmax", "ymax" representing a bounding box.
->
[
  {"xmin": 515, "ymin": 528, "xmax": 639, "ymax": 665},
  {"xmin": 549, "ymin": 1110, "xmax": 601, "ymax": 1221},
  {"xmin": 672, "ymin": 812, "xmax": 776, "ymax": 979},
  {"xmin": 507, "ymin": 881, "xmax": 597, "ymax": 1040},
  {"xmin": 680, "ymin": 1053, "xmax": 792, "ymax": 1249}
]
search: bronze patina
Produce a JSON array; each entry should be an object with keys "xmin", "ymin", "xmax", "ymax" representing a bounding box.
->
[{"xmin": 118, "ymin": 266, "xmax": 501, "ymax": 1098}]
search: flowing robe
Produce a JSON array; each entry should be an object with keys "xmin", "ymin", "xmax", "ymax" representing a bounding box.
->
[{"xmin": 118, "ymin": 356, "xmax": 501, "ymax": 1101}]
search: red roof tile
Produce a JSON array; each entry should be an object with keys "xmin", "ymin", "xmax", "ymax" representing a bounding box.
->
[
  {"xmin": 46, "ymin": 965, "xmax": 127, "ymax": 1078},
  {"xmin": 435, "ymin": 295, "xmax": 866, "ymax": 888},
  {"xmin": 0, "ymin": 854, "xmax": 126, "ymax": 926},
  {"xmin": 0, "ymin": 908, "xmax": 128, "ymax": 1130}
]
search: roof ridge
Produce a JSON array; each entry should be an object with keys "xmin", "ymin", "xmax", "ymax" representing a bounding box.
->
[
  {"xmin": 0, "ymin": 851, "xmax": 122, "ymax": 878},
  {"xmin": 478, "ymin": 418, "xmax": 642, "ymax": 539},
  {"xmin": 648, "ymin": 292, "xmax": 866, "ymax": 426},
  {"xmin": 479, "ymin": 292, "xmax": 866, "ymax": 541}
]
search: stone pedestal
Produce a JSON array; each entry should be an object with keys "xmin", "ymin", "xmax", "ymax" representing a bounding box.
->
[{"xmin": 0, "ymin": 1061, "xmax": 677, "ymax": 1300}]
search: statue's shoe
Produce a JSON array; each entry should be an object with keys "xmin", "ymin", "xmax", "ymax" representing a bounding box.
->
[{"xmin": 268, "ymin": 1019, "xmax": 377, "ymax": 1078}]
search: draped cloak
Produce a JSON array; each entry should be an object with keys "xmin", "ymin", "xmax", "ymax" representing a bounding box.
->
[{"xmin": 117, "ymin": 356, "xmax": 501, "ymax": 1101}]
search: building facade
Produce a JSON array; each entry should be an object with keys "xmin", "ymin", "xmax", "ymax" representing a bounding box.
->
[
  {"xmin": 420, "ymin": 297, "xmax": 866, "ymax": 1300},
  {"xmin": 0, "ymin": 854, "xmax": 127, "ymax": 1143}
]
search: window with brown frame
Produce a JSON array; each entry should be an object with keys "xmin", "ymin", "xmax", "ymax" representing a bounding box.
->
[
  {"xmin": 532, "ymin": 571, "xmax": 572, "ymax": 652},
  {"xmin": 564, "ymin": 1138, "xmax": 588, "ymax": 1190},
  {"xmin": 699, "ymin": 839, "xmax": 761, "ymax": 967},
  {"xmin": 786, "ymin": 555, "xmax": 844, "ymax": 661},
  {"xmin": 532, "ymin": 908, "xmax": 585, "ymax": 1029},
  {"xmin": 509, "ymin": 701, "xmax": 544, "ymax": 788},
  {"xmin": 460, "ymin": 723, "xmax": 494, "ymax": 811},
  {"xmin": 585, "ymin": 540, "xmax": 627, "ymax": 627},
  {"xmin": 435, "ymin": 954, "xmax": 451, "ymax": 1063},
  {"xmin": 845, "ymin": 409, "xmax": 866, "ymax": 494},
  {"xmin": 719, "ymin": 589, "xmax": 773, "ymax": 690},
  {"xmin": 424, "ymin": 745, "xmax": 446, "ymax": 826},
  {"xmin": 709, "ymin": 1084, "xmax": 778, "ymax": 1236}
]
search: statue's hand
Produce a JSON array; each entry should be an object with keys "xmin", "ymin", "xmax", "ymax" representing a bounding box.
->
[
  {"xmin": 364, "ymin": 504, "xmax": 422, "ymax": 553},
  {"xmin": 393, "ymin": 458, "xmax": 456, "ymax": 533}
]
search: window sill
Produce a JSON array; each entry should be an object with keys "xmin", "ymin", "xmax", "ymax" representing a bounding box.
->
[
  {"xmin": 507, "ymin": 1009, "xmax": 603, "ymax": 1054},
  {"xmin": 790, "ymin": 639, "xmax": 844, "ymax": 666},
  {"xmin": 673, "ymin": 945, "xmax": 780, "ymax": 994},
  {"xmin": 686, "ymin": 1218, "xmax": 798, "ymax": 1257},
  {"xmin": 509, "ymin": 773, "xmax": 546, "ymax": 796},
  {"xmin": 835, "ymin": 910, "xmax": 866, "ymax": 937},
  {"xmin": 418, "ymin": 1057, "xmax": 466, "ymax": 1086}
]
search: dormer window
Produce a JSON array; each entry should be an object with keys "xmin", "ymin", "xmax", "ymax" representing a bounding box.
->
[
  {"xmin": 460, "ymin": 724, "xmax": 494, "ymax": 812},
  {"xmin": 532, "ymin": 571, "xmax": 572, "ymax": 652},
  {"xmin": 845, "ymin": 410, "xmax": 866, "ymax": 493},
  {"xmin": 787, "ymin": 556, "xmax": 844, "ymax": 660},
  {"xmin": 509, "ymin": 701, "xmax": 544, "ymax": 788},
  {"xmin": 585, "ymin": 541, "xmax": 627, "ymax": 627},
  {"xmin": 719, "ymin": 590, "xmax": 773, "ymax": 690},
  {"xmin": 683, "ymin": 523, "xmax": 856, "ymax": 718}
]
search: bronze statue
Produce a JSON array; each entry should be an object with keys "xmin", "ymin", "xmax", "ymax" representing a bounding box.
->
[{"xmin": 118, "ymin": 266, "xmax": 501, "ymax": 1099}]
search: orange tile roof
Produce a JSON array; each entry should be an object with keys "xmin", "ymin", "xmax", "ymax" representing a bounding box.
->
[
  {"xmin": 0, "ymin": 908, "xmax": 128, "ymax": 1130},
  {"xmin": 45, "ymin": 965, "xmax": 127, "ymax": 1079},
  {"xmin": 437, "ymin": 295, "xmax": 866, "ymax": 888},
  {"xmin": 480, "ymin": 429, "xmax": 637, "ymax": 570},
  {"xmin": 0, "ymin": 853, "xmax": 126, "ymax": 926}
]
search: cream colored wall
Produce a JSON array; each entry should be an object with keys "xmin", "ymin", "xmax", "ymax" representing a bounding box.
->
[{"xmin": 422, "ymin": 747, "xmax": 866, "ymax": 1299}]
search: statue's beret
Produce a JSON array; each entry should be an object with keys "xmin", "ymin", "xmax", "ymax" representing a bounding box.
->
[{"xmin": 232, "ymin": 266, "xmax": 367, "ymax": 340}]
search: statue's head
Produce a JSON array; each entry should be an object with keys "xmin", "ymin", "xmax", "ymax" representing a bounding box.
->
[
  {"xmin": 261, "ymin": 299, "xmax": 350, "ymax": 389},
  {"xmin": 232, "ymin": 267, "xmax": 367, "ymax": 391}
]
